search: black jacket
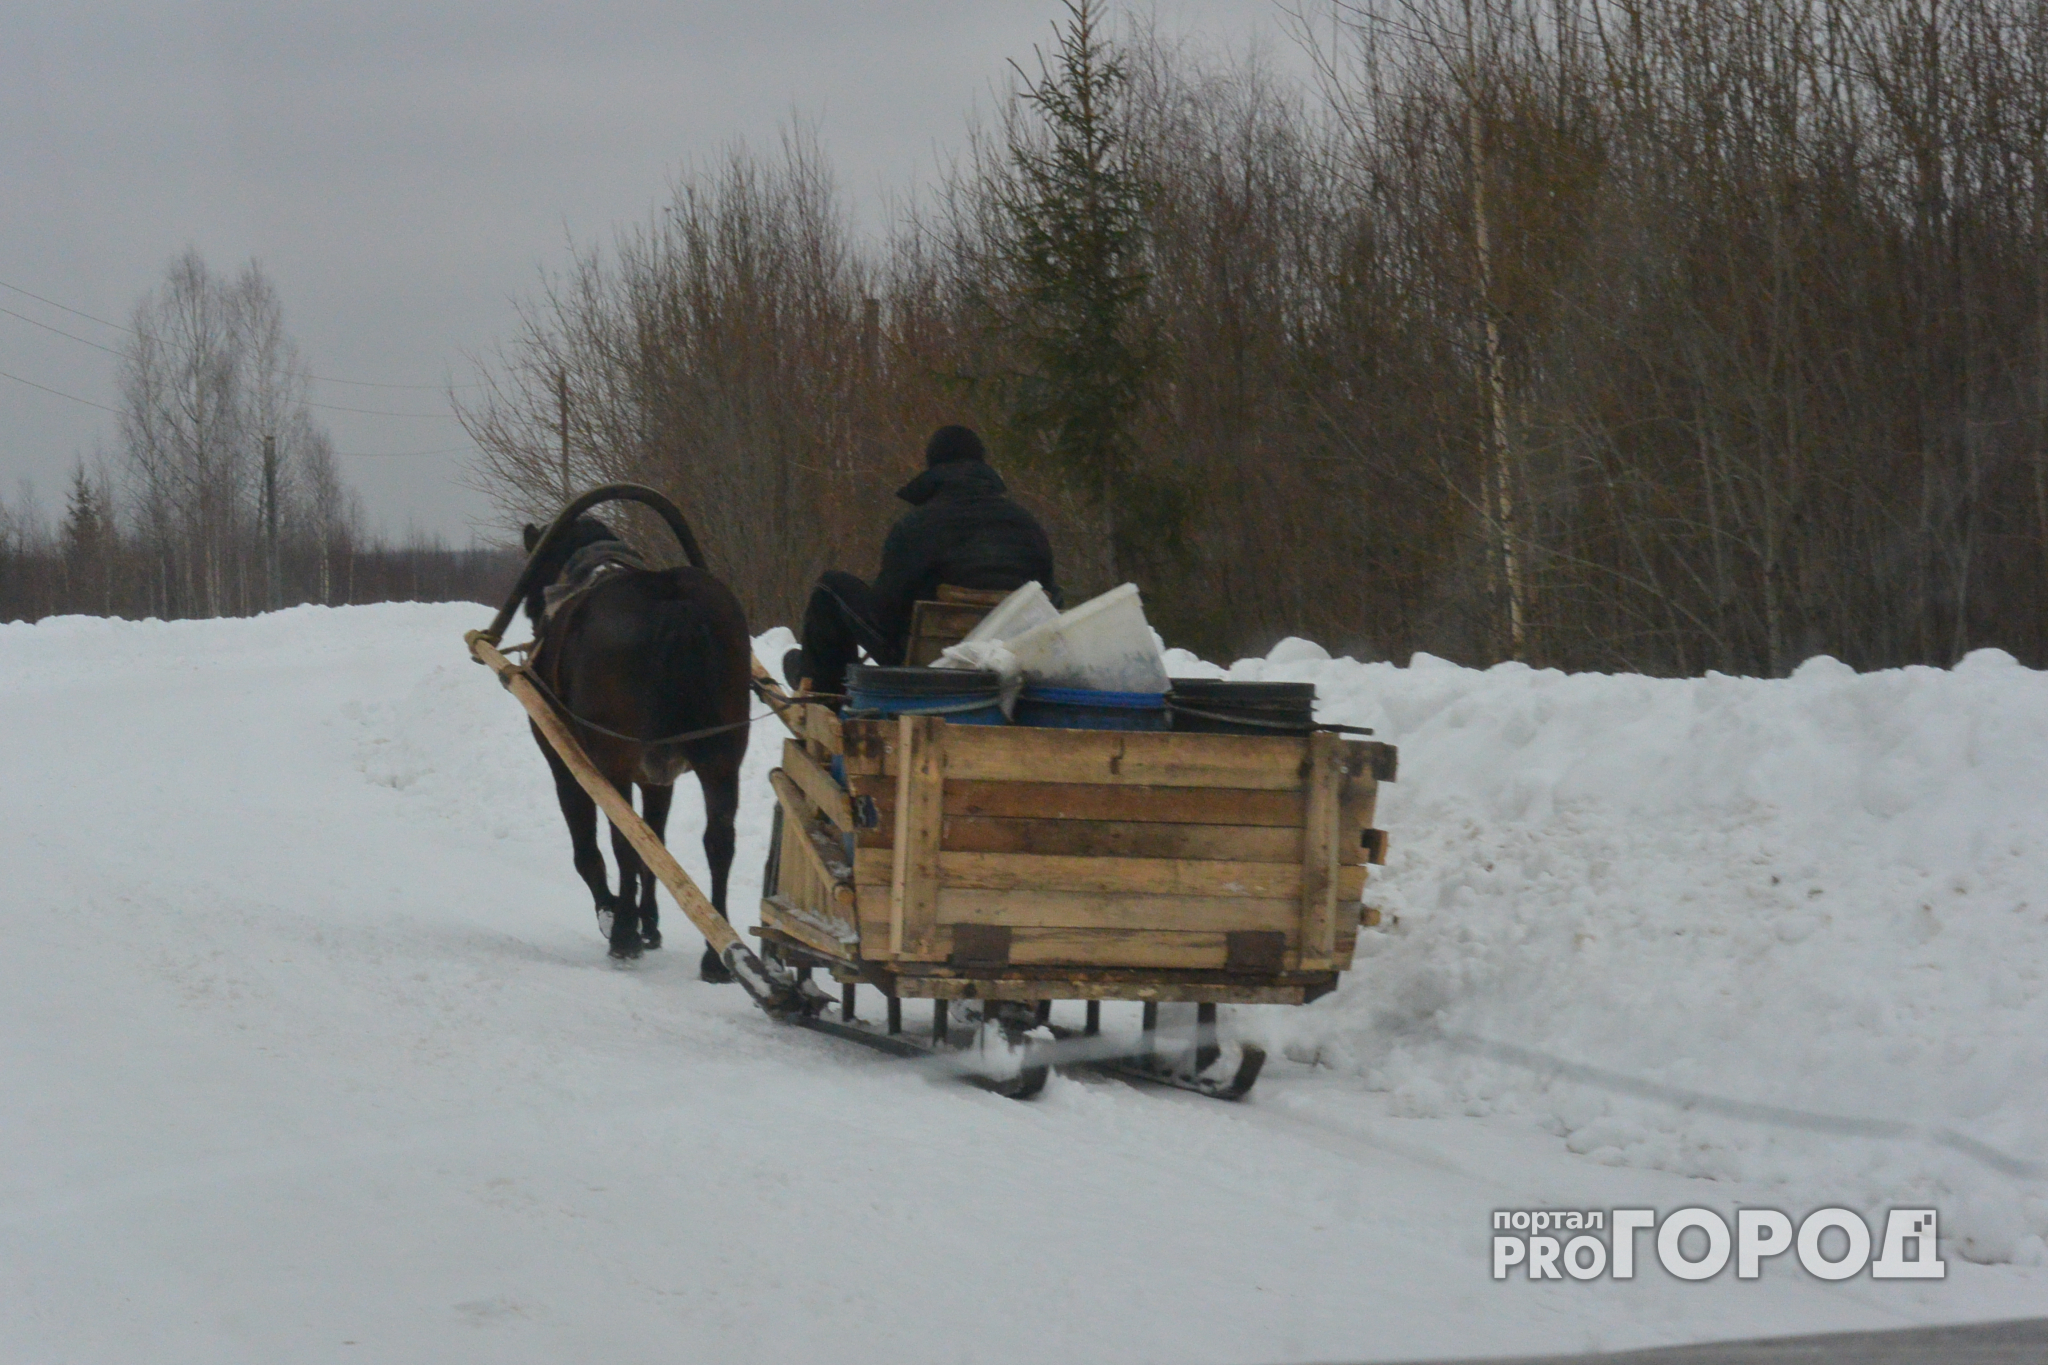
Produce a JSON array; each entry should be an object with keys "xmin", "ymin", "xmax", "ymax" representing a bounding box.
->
[{"xmin": 869, "ymin": 460, "xmax": 1059, "ymax": 659}]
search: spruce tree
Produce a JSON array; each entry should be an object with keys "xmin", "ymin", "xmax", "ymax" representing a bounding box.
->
[
  {"xmin": 59, "ymin": 463, "xmax": 107, "ymax": 614},
  {"xmin": 60, "ymin": 464, "xmax": 103, "ymax": 561},
  {"xmin": 998, "ymin": 0, "xmax": 1175, "ymax": 582}
]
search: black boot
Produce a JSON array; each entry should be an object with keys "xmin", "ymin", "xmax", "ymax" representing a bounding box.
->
[{"xmin": 781, "ymin": 648, "xmax": 810, "ymax": 693}]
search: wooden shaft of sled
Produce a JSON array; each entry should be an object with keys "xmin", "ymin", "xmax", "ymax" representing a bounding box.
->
[
  {"xmin": 750, "ymin": 653, "xmax": 805, "ymax": 738},
  {"xmin": 469, "ymin": 632, "xmax": 744, "ymax": 960}
]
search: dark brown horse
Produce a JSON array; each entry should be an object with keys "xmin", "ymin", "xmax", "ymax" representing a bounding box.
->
[{"xmin": 517, "ymin": 507, "xmax": 752, "ymax": 977}]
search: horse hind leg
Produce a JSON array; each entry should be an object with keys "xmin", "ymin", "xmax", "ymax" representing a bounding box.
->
[
  {"xmin": 636, "ymin": 783, "xmax": 674, "ymax": 950},
  {"xmin": 695, "ymin": 757, "xmax": 741, "ymax": 984},
  {"xmin": 603, "ymin": 779, "xmax": 650, "ymax": 960},
  {"xmin": 541, "ymin": 736, "xmax": 623, "ymax": 940}
]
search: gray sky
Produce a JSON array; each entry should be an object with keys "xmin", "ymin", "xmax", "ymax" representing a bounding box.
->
[{"xmin": 2, "ymin": 2, "xmax": 1313, "ymax": 544}]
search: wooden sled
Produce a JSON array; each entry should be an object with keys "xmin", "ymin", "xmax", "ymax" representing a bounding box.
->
[{"xmin": 752, "ymin": 648, "xmax": 1395, "ymax": 1100}]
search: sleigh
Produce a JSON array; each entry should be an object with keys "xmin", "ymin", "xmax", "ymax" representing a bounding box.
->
[{"xmin": 750, "ymin": 649, "xmax": 1394, "ymax": 1099}]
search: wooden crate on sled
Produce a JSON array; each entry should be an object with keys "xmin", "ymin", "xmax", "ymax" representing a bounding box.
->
[{"xmin": 759, "ymin": 706, "xmax": 1395, "ymax": 1007}]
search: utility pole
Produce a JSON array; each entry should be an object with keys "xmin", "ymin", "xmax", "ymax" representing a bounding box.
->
[
  {"xmin": 558, "ymin": 369, "xmax": 571, "ymax": 506},
  {"xmin": 262, "ymin": 433, "xmax": 279, "ymax": 611}
]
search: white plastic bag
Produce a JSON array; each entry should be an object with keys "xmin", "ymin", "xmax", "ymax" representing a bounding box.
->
[
  {"xmin": 962, "ymin": 581, "xmax": 1060, "ymax": 645},
  {"xmin": 1003, "ymin": 584, "xmax": 1170, "ymax": 693}
]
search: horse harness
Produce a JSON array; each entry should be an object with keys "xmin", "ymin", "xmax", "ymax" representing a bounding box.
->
[{"xmin": 517, "ymin": 537, "xmax": 823, "ymax": 747}]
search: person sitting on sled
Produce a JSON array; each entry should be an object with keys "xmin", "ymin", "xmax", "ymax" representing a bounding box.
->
[{"xmin": 783, "ymin": 424, "xmax": 1060, "ymax": 694}]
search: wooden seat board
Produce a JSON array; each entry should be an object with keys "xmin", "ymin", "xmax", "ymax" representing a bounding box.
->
[{"xmin": 841, "ymin": 721, "xmax": 1326, "ymax": 790}]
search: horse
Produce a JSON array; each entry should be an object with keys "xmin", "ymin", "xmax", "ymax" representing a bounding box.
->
[{"xmin": 518, "ymin": 511, "xmax": 752, "ymax": 978}]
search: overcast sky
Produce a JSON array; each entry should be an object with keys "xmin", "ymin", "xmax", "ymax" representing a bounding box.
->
[{"xmin": 2, "ymin": 2, "xmax": 1316, "ymax": 544}]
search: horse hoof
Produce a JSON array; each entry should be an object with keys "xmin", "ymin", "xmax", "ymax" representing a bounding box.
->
[
  {"xmin": 699, "ymin": 950, "xmax": 733, "ymax": 984},
  {"xmin": 596, "ymin": 907, "xmax": 616, "ymax": 939},
  {"xmin": 641, "ymin": 928, "xmax": 663, "ymax": 950},
  {"xmin": 609, "ymin": 939, "xmax": 643, "ymax": 961}
]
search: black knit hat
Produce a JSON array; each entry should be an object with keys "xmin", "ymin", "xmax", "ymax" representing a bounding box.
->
[{"xmin": 924, "ymin": 424, "xmax": 986, "ymax": 466}]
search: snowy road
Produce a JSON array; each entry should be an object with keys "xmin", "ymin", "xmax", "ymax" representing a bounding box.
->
[
  {"xmin": 1418, "ymin": 1316, "xmax": 2048, "ymax": 1363},
  {"xmin": 3, "ymin": 605, "xmax": 2042, "ymax": 1363}
]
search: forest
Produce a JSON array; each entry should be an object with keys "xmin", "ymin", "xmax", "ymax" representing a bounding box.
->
[
  {"xmin": 10, "ymin": 0, "xmax": 2044, "ymax": 677},
  {"xmin": 463, "ymin": 0, "xmax": 2048, "ymax": 673}
]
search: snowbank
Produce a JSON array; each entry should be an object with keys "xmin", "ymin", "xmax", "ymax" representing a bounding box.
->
[
  {"xmin": 1178, "ymin": 640, "xmax": 2048, "ymax": 1266},
  {"xmin": 5, "ymin": 605, "xmax": 2045, "ymax": 1363}
]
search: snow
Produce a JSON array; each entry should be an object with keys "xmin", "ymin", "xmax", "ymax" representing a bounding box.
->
[{"xmin": 4, "ymin": 603, "xmax": 2044, "ymax": 1363}]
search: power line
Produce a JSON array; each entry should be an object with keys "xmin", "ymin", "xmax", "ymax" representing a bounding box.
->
[
  {"xmin": 0, "ymin": 304, "xmax": 125, "ymax": 358},
  {"xmin": 305, "ymin": 398, "xmax": 457, "ymax": 419},
  {"xmin": 2, "ymin": 356, "xmax": 468, "ymax": 457},
  {"xmin": 0, "ymin": 279, "xmax": 127, "ymax": 334},
  {"xmin": 0, "ymin": 277, "xmax": 482, "ymax": 394},
  {"xmin": 336, "ymin": 446, "xmax": 476, "ymax": 459},
  {"xmin": 0, "ymin": 366, "xmax": 116, "ymax": 414},
  {"xmin": 2, "ymin": 297, "xmax": 462, "ymax": 419}
]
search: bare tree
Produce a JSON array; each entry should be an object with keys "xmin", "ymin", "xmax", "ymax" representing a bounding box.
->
[{"xmin": 118, "ymin": 249, "xmax": 327, "ymax": 617}]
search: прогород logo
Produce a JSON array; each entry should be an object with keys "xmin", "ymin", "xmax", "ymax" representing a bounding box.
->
[{"xmin": 1491, "ymin": 1207, "xmax": 1945, "ymax": 1281}]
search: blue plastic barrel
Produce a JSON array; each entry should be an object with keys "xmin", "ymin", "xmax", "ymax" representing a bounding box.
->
[
  {"xmin": 1013, "ymin": 685, "xmax": 1170, "ymax": 731},
  {"xmin": 844, "ymin": 666, "xmax": 1007, "ymax": 726}
]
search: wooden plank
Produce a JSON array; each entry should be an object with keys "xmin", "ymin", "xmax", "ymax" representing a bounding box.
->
[
  {"xmin": 935, "ymin": 850, "xmax": 1307, "ymax": 899},
  {"xmin": 1367, "ymin": 741, "xmax": 1398, "ymax": 781},
  {"xmin": 781, "ymin": 738, "xmax": 852, "ymax": 832},
  {"xmin": 935, "ymin": 585, "xmax": 1011, "ymax": 606},
  {"xmin": 853, "ymin": 846, "xmax": 893, "ymax": 888},
  {"xmin": 891, "ymin": 977, "xmax": 1315, "ymax": 1004},
  {"xmin": 1299, "ymin": 731, "xmax": 1343, "ymax": 969},
  {"xmin": 946, "ymin": 726, "xmax": 1309, "ymax": 789},
  {"xmin": 750, "ymin": 651, "xmax": 804, "ymax": 738},
  {"xmin": 841, "ymin": 721, "xmax": 1311, "ymax": 791},
  {"xmin": 887, "ymin": 714, "xmax": 947, "ymax": 960},
  {"xmin": 853, "ymin": 882, "xmax": 891, "ymax": 952},
  {"xmin": 905, "ymin": 599, "xmax": 1001, "ymax": 667},
  {"xmin": 864, "ymin": 779, "xmax": 1307, "ymax": 829},
  {"xmin": 939, "ymin": 815, "xmax": 1302, "ymax": 863},
  {"xmin": 1338, "ymin": 746, "xmax": 1379, "ymax": 867},
  {"xmin": 854, "ymin": 848, "xmax": 1361, "ymax": 902},
  {"xmin": 912, "ymin": 602, "xmax": 995, "ymax": 635},
  {"xmin": 1004, "ymin": 927, "xmax": 1230, "ymax": 970},
  {"xmin": 777, "ymin": 794, "xmax": 810, "ymax": 912},
  {"xmin": 936, "ymin": 888, "xmax": 1299, "ymax": 934},
  {"xmin": 923, "ymin": 602, "xmax": 993, "ymax": 629},
  {"xmin": 778, "ymin": 790, "xmax": 810, "ymax": 910},
  {"xmin": 807, "ymin": 703, "xmax": 843, "ymax": 752},
  {"xmin": 759, "ymin": 897, "xmax": 859, "ymax": 962},
  {"xmin": 768, "ymin": 771, "xmax": 861, "ymax": 931}
]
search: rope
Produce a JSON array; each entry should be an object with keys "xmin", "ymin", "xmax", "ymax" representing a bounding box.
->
[
  {"xmin": 841, "ymin": 694, "xmax": 1006, "ymax": 719},
  {"xmin": 1165, "ymin": 701, "xmax": 1375, "ymax": 735},
  {"xmin": 751, "ymin": 678, "xmax": 845, "ymax": 718},
  {"xmin": 515, "ymin": 662, "xmax": 769, "ymax": 746}
]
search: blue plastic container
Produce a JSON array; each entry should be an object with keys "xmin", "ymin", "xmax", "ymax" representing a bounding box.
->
[
  {"xmin": 1013, "ymin": 685, "xmax": 1170, "ymax": 731},
  {"xmin": 844, "ymin": 666, "xmax": 1008, "ymax": 726}
]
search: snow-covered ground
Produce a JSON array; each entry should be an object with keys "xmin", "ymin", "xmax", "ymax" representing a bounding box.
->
[{"xmin": 3, "ymin": 603, "xmax": 2042, "ymax": 1364}]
